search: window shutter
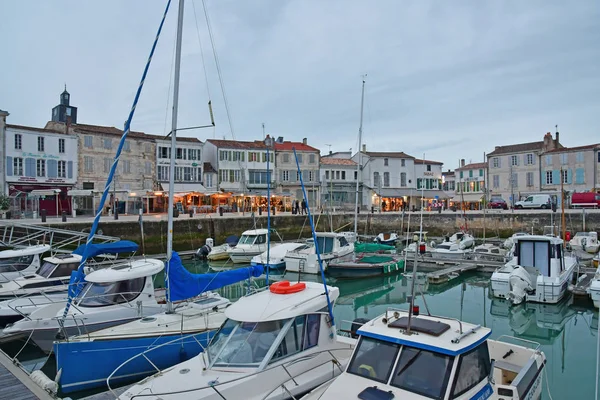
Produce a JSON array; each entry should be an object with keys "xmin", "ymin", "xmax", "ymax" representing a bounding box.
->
[
  {"xmin": 532, "ymin": 155, "xmax": 536, "ymax": 165},
  {"xmin": 498, "ymin": 157, "xmax": 502, "ymax": 168},
  {"xmin": 47, "ymin": 160, "xmax": 57, "ymax": 178},
  {"xmin": 68, "ymin": 161, "xmax": 73, "ymax": 179},
  {"xmin": 567, "ymin": 169, "xmax": 572, "ymax": 184},
  {"xmin": 25, "ymin": 158, "xmax": 36, "ymax": 177},
  {"xmin": 6, "ymin": 157, "xmax": 12, "ymax": 176},
  {"xmin": 552, "ymin": 170, "xmax": 559, "ymax": 184},
  {"xmin": 523, "ymin": 154, "xmax": 528, "ymax": 165}
]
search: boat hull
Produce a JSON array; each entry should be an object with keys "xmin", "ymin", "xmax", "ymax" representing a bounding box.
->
[
  {"xmin": 327, "ymin": 260, "xmax": 404, "ymax": 278},
  {"xmin": 55, "ymin": 330, "xmax": 215, "ymax": 393},
  {"xmin": 228, "ymin": 251, "xmax": 263, "ymax": 264}
]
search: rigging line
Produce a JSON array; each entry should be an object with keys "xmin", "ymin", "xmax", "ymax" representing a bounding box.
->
[
  {"xmin": 191, "ymin": 0, "xmax": 212, "ymax": 101},
  {"xmin": 202, "ymin": 0, "xmax": 236, "ymax": 140}
]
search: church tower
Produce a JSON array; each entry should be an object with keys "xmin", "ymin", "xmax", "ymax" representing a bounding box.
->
[{"xmin": 51, "ymin": 86, "xmax": 78, "ymax": 123}]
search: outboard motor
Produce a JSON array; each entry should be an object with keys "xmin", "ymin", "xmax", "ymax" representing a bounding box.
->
[
  {"xmin": 350, "ymin": 318, "xmax": 370, "ymax": 339},
  {"xmin": 507, "ymin": 266, "xmax": 534, "ymax": 305},
  {"xmin": 195, "ymin": 244, "xmax": 211, "ymax": 259}
]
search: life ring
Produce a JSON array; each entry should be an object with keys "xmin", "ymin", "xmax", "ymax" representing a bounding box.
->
[{"xmin": 270, "ymin": 281, "xmax": 306, "ymax": 294}]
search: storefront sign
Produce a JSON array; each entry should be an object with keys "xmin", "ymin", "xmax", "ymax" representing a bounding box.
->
[
  {"xmin": 21, "ymin": 152, "xmax": 60, "ymax": 160},
  {"xmin": 461, "ymin": 177, "xmax": 482, "ymax": 183},
  {"xmin": 423, "ymin": 172, "xmax": 435, "ymax": 176},
  {"xmin": 15, "ymin": 177, "xmax": 68, "ymax": 184}
]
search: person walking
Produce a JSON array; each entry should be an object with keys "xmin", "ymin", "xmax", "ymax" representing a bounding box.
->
[{"xmin": 301, "ymin": 199, "xmax": 307, "ymax": 215}]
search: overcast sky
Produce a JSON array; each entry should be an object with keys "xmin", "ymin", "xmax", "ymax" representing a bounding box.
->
[{"xmin": 2, "ymin": 0, "xmax": 599, "ymax": 170}]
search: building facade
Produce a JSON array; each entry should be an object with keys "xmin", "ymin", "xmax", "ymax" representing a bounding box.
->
[
  {"xmin": 274, "ymin": 137, "xmax": 320, "ymax": 207},
  {"xmin": 541, "ymin": 144, "xmax": 600, "ymax": 195},
  {"xmin": 442, "ymin": 170, "xmax": 456, "ymax": 195},
  {"xmin": 153, "ymin": 136, "xmax": 204, "ymax": 193},
  {"xmin": 4, "ymin": 124, "xmax": 78, "ymax": 216},
  {"xmin": 453, "ymin": 161, "xmax": 487, "ymax": 210},
  {"xmin": 487, "ymin": 132, "xmax": 562, "ymax": 206},
  {"xmin": 413, "ymin": 158, "xmax": 446, "ymax": 208},
  {"xmin": 51, "ymin": 88, "xmax": 78, "ymax": 124},
  {"xmin": 320, "ymin": 154, "xmax": 357, "ymax": 210}
]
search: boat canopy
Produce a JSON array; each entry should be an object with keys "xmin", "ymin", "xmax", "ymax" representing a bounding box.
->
[
  {"xmin": 166, "ymin": 251, "xmax": 263, "ymax": 302},
  {"xmin": 85, "ymin": 259, "xmax": 164, "ymax": 283},
  {"xmin": 73, "ymin": 241, "xmax": 139, "ymax": 259},
  {"xmin": 0, "ymin": 244, "xmax": 51, "ymax": 258}
]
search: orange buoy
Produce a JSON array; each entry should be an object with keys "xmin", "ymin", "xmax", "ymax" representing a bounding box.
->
[{"xmin": 270, "ymin": 280, "xmax": 306, "ymax": 294}]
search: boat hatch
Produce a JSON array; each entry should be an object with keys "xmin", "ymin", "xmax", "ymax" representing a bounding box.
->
[
  {"xmin": 358, "ymin": 386, "xmax": 394, "ymax": 400},
  {"xmin": 388, "ymin": 317, "xmax": 450, "ymax": 337}
]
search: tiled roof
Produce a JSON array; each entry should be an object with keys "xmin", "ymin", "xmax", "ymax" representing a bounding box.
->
[
  {"xmin": 487, "ymin": 141, "xmax": 544, "ymax": 156},
  {"xmin": 7, "ymin": 124, "xmax": 66, "ymax": 135},
  {"xmin": 321, "ymin": 157, "xmax": 357, "ymax": 166},
  {"xmin": 414, "ymin": 158, "xmax": 443, "ymax": 165},
  {"xmin": 442, "ymin": 171, "xmax": 455, "ymax": 176},
  {"xmin": 544, "ymin": 143, "xmax": 600, "ymax": 153},
  {"xmin": 72, "ymin": 123, "xmax": 151, "ymax": 139},
  {"xmin": 456, "ymin": 162, "xmax": 487, "ymax": 171},
  {"xmin": 274, "ymin": 141, "xmax": 319, "ymax": 152},
  {"xmin": 207, "ymin": 139, "xmax": 267, "ymax": 150},
  {"xmin": 203, "ymin": 162, "xmax": 217, "ymax": 173},
  {"xmin": 364, "ymin": 151, "xmax": 415, "ymax": 159},
  {"xmin": 146, "ymin": 133, "xmax": 203, "ymax": 144}
]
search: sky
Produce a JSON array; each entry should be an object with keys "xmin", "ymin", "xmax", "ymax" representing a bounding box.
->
[{"xmin": 1, "ymin": 0, "xmax": 599, "ymax": 170}]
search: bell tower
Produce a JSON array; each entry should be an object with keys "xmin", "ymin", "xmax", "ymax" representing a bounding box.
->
[{"xmin": 51, "ymin": 85, "xmax": 78, "ymax": 123}]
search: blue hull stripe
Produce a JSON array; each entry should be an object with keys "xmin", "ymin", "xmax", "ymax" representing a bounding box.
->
[{"xmin": 469, "ymin": 383, "xmax": 493, "ymax": 400}]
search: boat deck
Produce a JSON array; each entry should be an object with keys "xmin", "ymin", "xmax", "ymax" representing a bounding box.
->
[
  {"xmin": 570, "ymin": 267, "xmax": 596, "ymax": 298},
  {"xmin": 0, "ymin": 349, "xmax": 54, "ymax": 400}
]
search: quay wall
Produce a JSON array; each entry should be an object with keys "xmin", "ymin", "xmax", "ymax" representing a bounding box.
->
[{"xmin": 42, "ymin": 211, "xmax": 600, "ymax": 255}]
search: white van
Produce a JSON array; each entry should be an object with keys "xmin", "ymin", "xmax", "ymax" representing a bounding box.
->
[{"xmin": 515, "ymin": 194, "xmax": 552, "ymax": 209}]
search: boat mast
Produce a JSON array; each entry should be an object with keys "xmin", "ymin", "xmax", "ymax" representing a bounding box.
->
[
  {"xmin": 166, "ymin": 0, "xmax": 185, "ymax": 313},
  {"xmin": 353, "ymin": 77, "xmax": 366, "ymax": 237},
  {"xmin": 483, "ymin": 152, "xmax": 486, "ymax": 243},
  {"xmin": 561, "ymin": 166, "xmax": 566, "ymax": 243}
]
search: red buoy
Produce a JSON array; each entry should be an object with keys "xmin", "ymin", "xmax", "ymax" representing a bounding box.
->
[{"xmin": 270, "ymin": 280, "xmax": 306, "ymax": 294}]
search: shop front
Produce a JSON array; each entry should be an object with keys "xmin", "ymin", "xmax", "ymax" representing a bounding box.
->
[
  {"xmin": 372, "ymin": 188, "xmax": 413, "ymax": 212},
  {"xmin": 9, "ymin": 184, "xmax": 73, "ymax": 218},
  {"xmin": 450, "ymin": 193, "xmax": 485, "ymax": 211},
  {"xmin": 419, "ymin": 190, "xmax": 449, "ymax": 211}
]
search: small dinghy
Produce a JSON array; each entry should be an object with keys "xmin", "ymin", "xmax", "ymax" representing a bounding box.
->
[{"xmin": 374, "ymin": 232, "xmax": 399, "ymax": 246}]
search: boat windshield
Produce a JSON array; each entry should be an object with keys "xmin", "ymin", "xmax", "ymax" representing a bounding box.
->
[
  {"xmin": 38, "ymin": 261, "xmax": 58, "ymax": 278},
  {"xmin": 208, "ymin": 318, "xmax": 289, "ymax": 368},
  {"xmin": 238, "ymin": 235, "xmax": 265, "ymax": 245},
  {"xmin": 0, "ymin": 255, "xmax": 34, "ymax": 273},
  {"xmin": 575, "ymin": 232, "xmax": 591, "ymax": 237},
  {"xmin": 436, "ymin": 244, "xmax": 452, "ymax": 251},
  {"xmin": 77, "ymin": 277, "xmax": 145, "ymax": 307},
  {"xmin": 316, "ymin": 237, "xmax": 334, "ymax": 254}
]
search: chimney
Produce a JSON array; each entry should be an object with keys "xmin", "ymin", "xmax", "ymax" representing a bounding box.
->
[
  {"xmin": 555, "ymin": 130, "xmax": 560, "ymax": 147},
  {"xmin": 460, "ymin": 159, "xmax": 465, "ymax": 167},
  {"xmin": 362, "ymin": 144, "xmax": 366, "ymax": 152},
  {"xmin": 543, "ymin": 132, "xmax": 553, "ymax": 151},
  {"xmin": 65, "ymin": 116, "xmax": 72, "ymax": 134},
  {"xmin": 302, "ymin": 137, "xmax": 307, "ymax": 145},
  {"xmin": 329, "ymin": 150, "xmax": 332, "ymax": 155}
]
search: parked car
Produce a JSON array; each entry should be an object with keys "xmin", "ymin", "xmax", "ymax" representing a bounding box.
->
[
  {"xmin": 515, "ymin": 194, "xmax": 552, "ymax": 209},
  {"xmin": 487, "ymin": 197, "xmax": 508, "ymax": 210},
  {"xmin": 571, "ymin": 192, "xmax": 600, "ymax": 208}
]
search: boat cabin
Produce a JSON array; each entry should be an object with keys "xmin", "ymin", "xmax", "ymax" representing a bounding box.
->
[
  {"xmin": 0, "ymin": 244, "xmax": 50, "ymax": 279},
  {"xmin": 235, "ymin": 229, "xmax": 269, "ymax": 247},
  {"xmin": 37, "ymin": 254, "xmax": 83, "ymax": 279},
  {"xmin": 75, "ymin": 259, "xmax": 164, "ymax": 308},
  {"xmin": 206, "ymin": 281, "xmax": 339, "ymax": 370},
  {"xmin": 513, "ymin": 235, "xmax": 565, "ymax": 278}
]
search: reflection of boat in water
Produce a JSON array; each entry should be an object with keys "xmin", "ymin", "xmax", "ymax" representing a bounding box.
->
[{"xmin": 490, "ymin": 296, "xmax": 576, "ymax": 345}]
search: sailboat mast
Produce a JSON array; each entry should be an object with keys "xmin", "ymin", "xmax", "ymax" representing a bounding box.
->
[
  {"xmin": 353, "ymin": 77, "xmax": 366, "ymax": 237},
  {"xmin": 166, "ymin": 0, "xmax": 185, "ymax": 312}
]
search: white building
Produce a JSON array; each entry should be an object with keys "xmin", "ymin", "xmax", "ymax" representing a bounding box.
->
[
  {"xmin": 442, "ymin": 170, "xmax": 456, "ymax": 196},
  {"xmin": 152, "ymin": 136, "xmax": 205, "ymax": 193},
  {"xmin": 453, "ymin": 161, "xmax": 487, "ymax": 210},
  {"xmin": 541, "ymin": 143, "xmax": 600, "ymax": 194},
  {"xmin": 4, "ymin": 123, "xmax": 78, "ymax": 216},
  {"xmin": 320, "ymin": 153, "xmax": 357, "ymax": 210},
  {"xmin": 274, "ymin": 137, "xmax": 320, "ymax": 207}
]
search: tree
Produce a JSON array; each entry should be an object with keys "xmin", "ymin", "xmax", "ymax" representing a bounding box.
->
[{"xmin": 0, "ymin": 195, "xmax": 10, "ymax": 211}]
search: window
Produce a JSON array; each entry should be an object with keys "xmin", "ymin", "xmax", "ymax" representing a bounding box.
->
[
  {"xmin": 391, "ymin": 346, "xmax": 454, "ymax": 399},
  {"xmin": 576, "ymin": 152, "xmax": 584, "ymax": 163},
  {"xmin": 401, "ymin": 172, "xmax": 407, "ymax": 187},
  {"xmin": 427, "ymin": 165, "xmax": 431, "ymax": 172},
  {"xmin": 492, "ymin": 157, "xmax": 499, "ymax": 168},
  {"xmin": 248, "ymin": 152, "xmax": 258, "ymax": 162},
  {"xmin": 469, "ymin": 170, "xmax": 473, "ymax": 178},
  {"xmin": 36, "ymin": 159, "xmax": 45, "ymax": 177},
  {"xmin": 384, "ymin": 158, "xmax": 389, "ymax": 166},
  {"xmin": 145, "ymin": 161, "xmax": 152, "ymax": 175},
  {"xmin": 309, "ymin": 154, "xmax": 316, "ymax": 164},
  {"xmin": 66, "ymin": 107, "xmax": 72, "ymax": 116},
  {"xmin": 479, "ymin": 169, "xmax": 483, "ymax": 177},
  {"xmin": 383, "ymin": 172, "xmax": 390, "ymax": 187},
  {"xmin": 183, "ymin": 167, "xmax": 193, "ymax": 181},
  {"xmin": 103, "ymin": 158, "xmax": 111, "ymax": 173},
  {"xmin": 545, "ymin": 170, "xmax": 553, "ymax": 185},
  {"xmin": 282, "ymin": 170, "xmax": 289, "ymax": 181},
  {"xmin": 308, "ymin": 170, "xmax": 315, "ymax": 182},
  {"xmin": 205, "ymin": 173, "xmax": 213, "ymax": 187},
  {"xmin": 123, "ymin": 160, "xmax": 131, "ymax": 174},
  {"xmin": 249, "ymin": 170, "xmax": 270, "ymax": 185},
  {"xmin": 84, "ymin": 156, "xmax": 94, "ymax": 172},
  {"xmin": 12, "ymin": 157, "xmax": 22, "ymax": 175},
  {"xmin": 373, "ymin": 172, "xmax": 380, "ymax": 186},
  {"xmin": 103, "ymin": 138, "xmax": 112, "ymax": 149},
  {"xmin": 232, "ymin": 151, "xmax": 243, "ymax": 162},
  {"xmin": 526, "ymin": 172, "xmax": 534, "ymax": 187},
  {"xmin": 526, "ymin": 153, "xmax": 534, "ymax": 165},
  {"xmin": 158, "ymin": 166, "xmax": 169, "ymax": 181},
  {"xmin": 123, "ymin": 141, "xmax": 131, "ymax": 152},
  {"xmin": 270, "ymin": 314, "xmax": 321, "ymax": 364},
  {"xmin": 188, "ymin": 149, "xmax": 197, "ymax": 160},
  {"xmin": 354, "ymin": 171, "xmax": 357, "ymax": 180},
  {"xmin": 58, "ymin": 138, "xmax": 65, "ymax": 153},
  {"xmin": 335, "ymin": 171, "xmax": 340, "ymax": 180},
  {"xmin": 459, "ymin": 171, "xmax": 463, "ymax": 179},
  {"xmin": 0, "ymin": 254, "xmax": 35, "ymax": 273},
  {"xmin": 78, "ymin": 278, "xmax": 145, "ymax": 307},
  {"xmin": 219, "ymin": 150, "xmax": 230, "ymax": 161},
  {"xmin": 175, "ymin": 167, "xmax": 183, "ymax": 181},
  {"xmin": 58, "ymin": 161, "xmax": 66, "ymax": 178},
  {"xmin": 401, "ymin": 159, "xmax": 406, "ymax": 167},
  {"xmin": 283, "ymin": 153, "xmax": 290, "ymax": 163},
  {"xmin": 451, "ymin": 344, "xmax": 491, "ymax": 398},
  {"xmin": 14, "ymin": 134, "xmax": 22, "ymax": 150},
  {"xmin": 159, "ymin": 147, "xmax": 169, "ymax": 159},
  {"xmin": 575, "ymin": 168, "xmax": 585, "ymax": 184},
  {"xmin": 510, "ymin": 155, "xmax": 518, "ymax": 166},
  {"xmin": 347, "ymin": 337, "xmax": 400, "ymax": 384},
  {"xmin": 492, "ymin": 175, "xmax": 499, "ymax": 188},
  {"xmin": 560, "ymin": 153, "xmax": 568, "ymax": 164},
  {"xmin": 325, "ymin": 170, "xmax": 329, "ymax": 180},
  {"xmin": 37, "ymin": 136, "xmax": 45, "ymax": 152},
  {"xmin": 176, "ymin": 148, "xmax": 184, "ymax": 159},
  {"xmin": 561, "ymin": 169, "xmax": 568, "ymax": 183},
  {"xmin": 84, "ymin": 135, "xmax": 93, "ymax": 148},
  {"xmin": 341, "ymin": 171, "xmax": 346, "ymax": 180}
]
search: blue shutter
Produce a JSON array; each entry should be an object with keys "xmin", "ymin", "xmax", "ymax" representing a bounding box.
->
[
  {"xmin": 47, "ymin": 160, "xmax": 57, "ymax": 178},
  {"xmin": 575, "ymin": 168, "xmax": 584, "ymax": 184},
  {"xmin": 567, "ymin": 169, "xmax": 572, "ymax": 184},
  {"xmin": 532, "ymin": 155, "xmax": 536, "ymax": 165},
  {"xmin": 523, "ymin": 154, "xmax": 528, "ymax": 165},
  {"xmin": 6, "ymin": 157, "xmax": 12, "ymax": 176},
  {"xmin": 25, "ymin": 158, "xmax": 35, "ymax": 177},
  {"xmin": 552, "ymin": 170, "xmax": 559, "ymax": 184},
  {"xmin": 67, "ymin": 161, "xmax": 73, "ymax": 179},
  {"xmin": 498, "ymin": 157, "xmax": 502, "ymax": 168}
]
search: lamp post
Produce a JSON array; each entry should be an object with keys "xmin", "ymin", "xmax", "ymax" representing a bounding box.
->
[{"xmin": 265, "ymin": 135, "xmax": 273, "ymax": 285}]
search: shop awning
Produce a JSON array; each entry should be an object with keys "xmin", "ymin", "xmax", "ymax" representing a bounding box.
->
[
  {"xmin": 419, "ymin": 190, "xmax": 449, "ymax": 199},
  {"xmin": 451, "ymin": 193, "xmax": 484, "ymax": 203},
  {"xmin": 161, "ymin": 183, "xmax": 208, "ymax": 194},
  {"xmin": 376, "ymin": 188, "xmax": 414, "ymax": 198},
  {"xmin": 68, "ymin": 189, "xmax": 94, "ymax": 197},
  {"xmin": 29, "ymin": 189, "xmax": 61, "ymax": 197}
]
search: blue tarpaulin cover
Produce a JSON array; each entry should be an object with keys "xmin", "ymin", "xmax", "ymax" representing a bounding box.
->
[
  {"xmin": 166, "ymin": 251, "xmax": 264, "ymax": 302},
  {"xmin": 73, "ymin": 241, "xmax": 139, "ymax": 258}
]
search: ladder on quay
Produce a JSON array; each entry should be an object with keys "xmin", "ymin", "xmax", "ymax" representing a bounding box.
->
[{"xmin": 0, "ymin": 221, "xmax": 120, "ymax": 254}]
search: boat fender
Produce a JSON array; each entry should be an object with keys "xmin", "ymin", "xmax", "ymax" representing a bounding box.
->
[
  {"xmin": 30, "ymin": 370, "xmax": 58, "ymax": 394},
  {"xmin": 350, "ymin": 318, "xmax": 370, "ymax": 339},
  {"xmin": 270, "ymin": 280, "xmax": 306, "ymax": 294},
  {"xmin": 430, "ymin": 241, "xmax": 436, "ymax": 249}
]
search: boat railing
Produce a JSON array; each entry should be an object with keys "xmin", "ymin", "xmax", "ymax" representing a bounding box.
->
[
  {"xmin": 495, "ymin": 335, "xmax": 542, "ymax": 351},
  {"xmin": 122, "ymin": 347, "xmax": 347, "ymax": 400},
  {"xmin": 6, "ymin": 290, "xmax": 68, "ymax": 319},
  {"xmin": 383, "ymin": 306, "xmax": 467, "ymax": 334}
]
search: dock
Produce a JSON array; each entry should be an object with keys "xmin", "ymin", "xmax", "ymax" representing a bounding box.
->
[
  {"xmin": 426, "ymin": 263, "xmax": 481, "ymax": 284},
  {"xmin": 0, "ymin": 349, "xmax": 55, "ymax": 400}
]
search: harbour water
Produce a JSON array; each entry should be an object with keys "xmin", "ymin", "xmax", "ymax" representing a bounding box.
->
[{"xmin": 1, "ymin": 259, "xmax": 597, "ymax": 399}]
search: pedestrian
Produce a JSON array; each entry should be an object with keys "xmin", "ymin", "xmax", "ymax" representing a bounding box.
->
[
  {"xmin": 301, "ymin": 199, "xmax": 307, "ymax": 215},
  {"xmin": 294, "ymin": 200, "xmax": 300, "ymax": 215},
  {"xmin": 382, "ymin": 200, "xmax": 387, "ymax": 212}
]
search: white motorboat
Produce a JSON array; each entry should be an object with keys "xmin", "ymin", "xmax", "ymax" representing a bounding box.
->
[
  {"xmin": 374, "ymin": 232, "xmax": 399, "ymax": 246},
  {"xmin": 503, "ymin": 232, "xmax": 528, "ymax": 250},
  {"xmin": 0, "ymin": 292, "xmax": 67, "ymax": 328},
  {"xmin": 431, "ymin": 231, "xmax": 475, "ymax": 261},
  {"xmin": 491, "ymin": 235, "xmax": 577, "ymax": 305},
  {"xmin": 2, "ymin": 257, "xmax": 165, "ymax": 352},
  {"xmin": 285, "ymin": 232, "xmax": 354, "ymax": 274},
  {"xmin": 227, "ymin": 229, "xmax": 270, "ymax": 264},
  {"xmin": 0, "ymin": 253, "xmax": 83, "ymax": 300},
  {"xmin": 473, "ymin": 243, "xmax": 509, "ymax": 262},
  {"xmin": 0, "ymin": 244, "xmax": 51, "ymax": 283},
  {"xmin": 303, "ymin": 307, "xmax": 546, "ymax": 400},
  {"xmin": 118, "ymin": 281, "xmax": 356, "ymax": 400},
  {"xmin": 569, "ymin": 231, "xmax": 599, "ymax": 254},
  {"xmin": 251, "ymin": 242, "xmax": 305, "ymax": 269},
  {"xmin": 337, "ymin": 231, "xmax": 357, "ymax": 244}
]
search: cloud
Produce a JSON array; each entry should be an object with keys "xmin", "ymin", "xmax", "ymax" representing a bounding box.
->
[{"xmin": 1, "ymin": 0, "xmax": 598, "ymax": 169}]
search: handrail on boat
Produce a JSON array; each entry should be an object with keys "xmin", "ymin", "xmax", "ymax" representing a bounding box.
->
[
  {"xmin": 125, "ymin": 347, "xmax": 347, "ymax": 400},
  {"xmin": 383, "ymin": 307, "xmax": 465, "ymax": 334},
  {"xmin": 495, "ymin": 335, "xmax": 541, "ymax": 351}
]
